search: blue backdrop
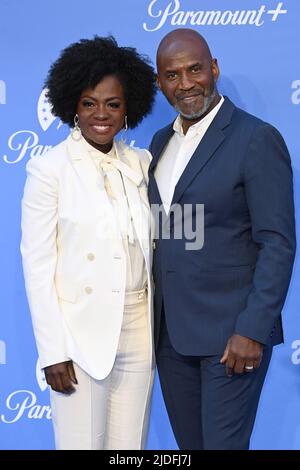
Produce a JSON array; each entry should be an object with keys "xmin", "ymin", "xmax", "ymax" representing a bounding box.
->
[{"xmin": 0, "ymin": 0, "xmax": 299, "ymax": 450}]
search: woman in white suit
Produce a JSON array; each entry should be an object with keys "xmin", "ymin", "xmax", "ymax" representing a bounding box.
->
[{"xmin": 21, "ymin": 36, "xmax": 157, "ymax": 450}]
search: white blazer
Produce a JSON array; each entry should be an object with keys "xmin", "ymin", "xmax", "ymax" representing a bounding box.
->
[{"xmin": 21, "ymin": 134, "xmax": 153, "ymax": 380}]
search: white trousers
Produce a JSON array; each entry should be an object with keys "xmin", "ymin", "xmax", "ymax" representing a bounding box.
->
[{"xmin": 50, "ymin": 290, "xmax": 154, "ymax": 450}]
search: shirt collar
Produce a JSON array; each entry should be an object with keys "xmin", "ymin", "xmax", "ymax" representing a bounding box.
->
[
  {"xmin": 173, "ymin": 95, "xmax": 225, "ymax": 137},
  {"xmin": 83, "ymin": 137, "xmax": 117, "ymax": 160}
]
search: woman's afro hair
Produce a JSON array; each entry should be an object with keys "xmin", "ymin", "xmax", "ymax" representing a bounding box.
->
[{"xmin": 44, "ymin": 35, "xmax": 157, "ymax": 128}]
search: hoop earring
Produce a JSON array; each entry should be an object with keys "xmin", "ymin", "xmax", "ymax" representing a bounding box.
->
[
  {"xmin": 120, "ymin": 115, "xmax": 128, "ymax": 143},
  {"xmin": 124, "ymin": 115, "xmax": 128, "ymax": 131},
  {"xmin": 71, "ymin": 114, "xmax": 82, "ymax": 141}
]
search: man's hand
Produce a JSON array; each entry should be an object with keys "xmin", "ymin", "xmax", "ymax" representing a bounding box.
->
[
  {"xmin": 44, "ymin": 360, "xmax": 77, "ymax": 394},
  {"xmin": 220, "ymin": 334, "xmax": 263, "ymax": 377}
]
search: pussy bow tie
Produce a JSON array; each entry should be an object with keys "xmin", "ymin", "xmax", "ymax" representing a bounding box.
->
[{"xmin": 92, "ymin": 153, "xmax": 143, "ymax": 243}]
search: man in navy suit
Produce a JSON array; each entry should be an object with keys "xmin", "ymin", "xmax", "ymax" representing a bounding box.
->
[{"xmin": 148, "ymin": 29, "xmax": 296, "ymax": 450}]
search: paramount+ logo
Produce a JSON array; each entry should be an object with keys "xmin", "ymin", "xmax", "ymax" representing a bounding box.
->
[
  {"xmin": 144, "ymin": 0, "xmax": 288, "ymax": 32},
  {"xmin": 0, "ymin": 358, "xmax": 51, "ymax": 424},
  {"xmin": 2, "ymin": 88, "xmax": 64, "ymax": 165}
]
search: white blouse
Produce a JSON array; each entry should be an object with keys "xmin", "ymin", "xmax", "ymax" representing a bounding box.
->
[{"xmin": 84, "ymin": 138, "xmax": 147, "ymax": 292}]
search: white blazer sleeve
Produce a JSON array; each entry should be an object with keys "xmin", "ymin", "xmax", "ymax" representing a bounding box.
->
[{"xmin": 21, "ymin": 156, "xmax": 69, "ymax": 368}]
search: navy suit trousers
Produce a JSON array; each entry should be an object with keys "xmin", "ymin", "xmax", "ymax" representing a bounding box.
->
[{"xmin": 156, "ymin": 312, "xmax": 273, "ymax": 450}]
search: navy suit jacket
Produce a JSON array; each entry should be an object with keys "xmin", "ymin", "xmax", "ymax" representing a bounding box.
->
[{"xmin": 148, "ymin": 97, "xmax": 296, "ymax": 355}]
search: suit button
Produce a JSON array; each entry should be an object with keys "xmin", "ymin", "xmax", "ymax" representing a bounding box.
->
[
  {"xmin": 87, "ymin": 253, "xmax": 95, "ymax": 261},
  {"xmin": 85, "ymin": 286, "xmax": 93, "ymax": 295}
]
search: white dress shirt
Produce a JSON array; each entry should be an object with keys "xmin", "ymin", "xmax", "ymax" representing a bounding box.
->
[
  {"xmin": 155, "ymin": 96, "xmax": 224, "ymax": 214},
  {"xmin": 84, "ymin": 138, "xmax": 147, "ymax": 292}
]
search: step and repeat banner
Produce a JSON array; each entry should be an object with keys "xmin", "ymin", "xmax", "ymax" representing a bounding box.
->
[{"xmin": 0, "ymin": 0, "xmax": 299, "ymax": 450}]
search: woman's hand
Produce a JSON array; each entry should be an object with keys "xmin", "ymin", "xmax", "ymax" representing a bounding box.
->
[{"xmin": 44, "ymin": 360, "xmax": 78, "ymax": 394}]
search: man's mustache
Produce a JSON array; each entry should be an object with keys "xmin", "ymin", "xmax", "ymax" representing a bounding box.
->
[{"xmin": 176, "ymin": 90, "xmax": 204, "ymax": 100}]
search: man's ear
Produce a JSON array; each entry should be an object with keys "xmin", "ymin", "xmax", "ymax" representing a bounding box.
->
[
  {"xmin": 156, "ymin": 75, "xmax": 162, "ymax": 90},
  {"xmin": 212, "ymin": 58, "xmax": 220, "ymax": 82}
]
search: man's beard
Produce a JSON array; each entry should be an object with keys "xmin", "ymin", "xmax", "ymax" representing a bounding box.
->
[{"xmin": 175, "ymin": 86, "xmax": 217, "ymax": 120}]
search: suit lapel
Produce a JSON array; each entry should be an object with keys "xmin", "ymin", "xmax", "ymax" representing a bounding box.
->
[
  {"xmin": 171, "ymin": 97, "xmax": 235, "ymax": 206},
  {"xmin": 149, "ymin": 124, "xmax": 174, "ymax": 173},
  {"xmin": 148, "ymin": 124, "xmax": 174, "ymax": 207},
  {"xmin": 67, "ymin": 135, "xmax": 98, "ymax": 195},
  {"xmin": 66, "ymin": 135, "xmax": 116, "ymax": 220},
  {"xmin": 171, "ymin": 128, "xmax": 225, "ymax": 206}
]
